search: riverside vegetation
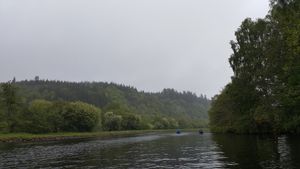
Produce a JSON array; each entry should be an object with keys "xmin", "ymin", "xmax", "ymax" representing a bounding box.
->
[
  {"xmin": 0, "ymin": 78, "xmax": 210, "ymax": 135},
  {"xmin": 209, "ymin": 0, "xmax": 300, "ymax": 134}
]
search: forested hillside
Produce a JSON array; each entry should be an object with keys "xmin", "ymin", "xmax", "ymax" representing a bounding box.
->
[
  {"xmin": 16, "ymin": 79, "xmax": 210, "ymax": 120},
  {"xmin": 0, "ymin": 78, "xmax": 210, "ymax": 133},
  {"xmin": 209, "ymin": 0, "xmax": 300, "ymax": 134}
]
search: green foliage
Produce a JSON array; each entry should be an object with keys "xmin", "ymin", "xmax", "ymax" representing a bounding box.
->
[
  {"xmin": 121, "ymin": 113, "xmax": 142, "ymax": 130},
  {"xmin": 151, "ymin": 116, "xmax": 180, "ymax": 129},
  {"xmin": 26, "ymin": 100, "xmax": 57, "ymax": 133},
  {"xmin": 168, "ymin": 118, "xmax": 179, "ymax": 129},
  {"xmin": 209, "ymin": 0, "xmax": 300, "ymax": 134},
  {"xmin": 0, "ymin": 79, "xmax": 210, "ymax": 133},
  {"xmin": 62, "ymin": 102, "xmax": 101, "ymax": 132},
  {"xmin": 0, "ymin": 76, "xmax": 211, "ymax": 133},
  {"xmin": 0, "ymin": 82, "xmax": 20, "ymax": 132},
  {"xmin": 13, "ymin": 80, "xmax": 210, "ymax": 128},
  {"xmin": 20, "ymin": 100, "xmax": 101, "ymax": 133},
  {"xmin": 153, "ymin": 117, "xmax": 170, "ymax": 129},
  {"xmin": 0, "ymin": 78, "xmax": 210, "ymax": 134},
  {"xmin": 0, "ymin": 95, "xmax": 7, "ymax": 132},
  {"xmin": 102, "ymin": 112, "xmax": 122, "ymax": 131}
]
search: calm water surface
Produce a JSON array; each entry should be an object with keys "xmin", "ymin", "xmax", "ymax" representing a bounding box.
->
[{"xmin": 0, "ymin": 132, "xmax": 300, "ymax": 169}]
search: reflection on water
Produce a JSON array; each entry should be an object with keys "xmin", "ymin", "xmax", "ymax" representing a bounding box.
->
[
  {"xmin": 0, "ymin": 132, "xmax": 300, "ymax": 168},
  {"xmin": 212, "ymin": 134, "xmax": 300, "ymax": 169}
]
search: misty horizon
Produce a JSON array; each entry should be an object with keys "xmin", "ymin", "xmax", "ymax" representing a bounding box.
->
[
  {"xmin": 0, "ymin": 0, "xmax": 270, "ymax": 97},
  {"xmin": 6, "ymin": 76, "xmax": 212, "ymax": 98}
]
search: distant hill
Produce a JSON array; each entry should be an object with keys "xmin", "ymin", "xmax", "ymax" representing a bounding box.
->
[{"xmin": 15, "ymin": 79, "xmax": 210, "ymax": 127}]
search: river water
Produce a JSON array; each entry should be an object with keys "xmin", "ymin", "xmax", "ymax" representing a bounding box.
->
[{"xmin": 0, "ymin": 132, "xmax": 300, "ymax": 169}]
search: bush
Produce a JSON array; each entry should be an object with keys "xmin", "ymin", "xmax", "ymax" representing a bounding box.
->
[
  {"xmin": 153, "ymin": 117, "xmax": 170, "ymax": 129},
  {"xmin": 102, "ymin": 112, "xmax": 122, "ymax": 131},
  {"xmin": 62, "ymin": 101, "xmax": 101, "ymax": 132},
  {"xmin": 121, "ymin": 113, "xmax": 141, "ymax": 130},
  {"xmin": 19, "ymin": 100, "xmax": 101, "ymax": 133},
  {"xmin": 27, "ymin": 100, "xmax": 58, "ymax": 133}
]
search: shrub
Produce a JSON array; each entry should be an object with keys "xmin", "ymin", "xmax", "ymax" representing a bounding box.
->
[
  {"xmin": 102, "ymin": 112, "xmax": 122, "ymax": 131},
  {"xmin": 62, "ymin": 101, "xmax": 101, "ymax": 132}
]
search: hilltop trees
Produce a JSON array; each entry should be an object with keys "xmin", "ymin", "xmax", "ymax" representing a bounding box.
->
[
  {"xmin": 0, "ymin": 82, "xmax": 103, "ymax": 133},
  {"xmin": 15, "ymin": 80, "xmax": 210, "ymax": 122},
  {"xmin": 0, "ymin": 78, "xmax": 210, "ymax": 133},
  {"xmin": 209, "ymin": 0, "xmax": 300, "ymax": 134},
  {"xmin": 13, "ymin": 79, "xmax": 210, "ymax": 129}
]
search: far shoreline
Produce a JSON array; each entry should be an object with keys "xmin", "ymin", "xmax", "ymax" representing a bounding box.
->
[{"xmin": 0, "ymin": 129, "xmax": 202, "ymax": 143}]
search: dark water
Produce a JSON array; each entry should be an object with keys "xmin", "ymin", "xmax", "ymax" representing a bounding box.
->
[{"xmin": 0, "ymin": 132, "xmax": 300, "ymax": 169}]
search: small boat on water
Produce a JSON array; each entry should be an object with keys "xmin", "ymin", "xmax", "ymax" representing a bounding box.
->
[
  {"xmin": 199, "ymin": 130, "xmax": 204, "ymax": 135},
  {"xmin": 176, "ymin": 129, "xmax": 181, "ymax": 134}
]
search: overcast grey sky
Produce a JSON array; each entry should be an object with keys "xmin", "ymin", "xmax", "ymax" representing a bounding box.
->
[{"xmin": 0, "ymin": 0, "xmax": 269, "ymax": 97}]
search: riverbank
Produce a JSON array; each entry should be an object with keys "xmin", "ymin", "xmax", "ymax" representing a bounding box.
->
[{"xmin": 0, "ymin": 129, "xmax": 202, "ymax": 143}]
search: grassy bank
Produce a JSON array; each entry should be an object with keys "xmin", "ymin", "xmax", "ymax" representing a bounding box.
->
[{"xmin": 0, "ymin": 129, "xmax": 203, "ymax": 143}]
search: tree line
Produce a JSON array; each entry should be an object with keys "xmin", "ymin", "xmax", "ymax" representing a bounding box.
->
[
  {"xmin": 0, "ymin": 79, "xmax": 210, "ymax": 133},
  {"xmin": 209, "ymin": 0, "xmax": 300, "ymax": 134}
]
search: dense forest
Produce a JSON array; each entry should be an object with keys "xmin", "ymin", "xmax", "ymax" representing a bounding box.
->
[
  {"xmin": 0, "ymin": 78, "xmax": 210, "ymax": 133},
  {"xmin": 209, "ymin": 0, "xmax": 300, "ymax": 134}
]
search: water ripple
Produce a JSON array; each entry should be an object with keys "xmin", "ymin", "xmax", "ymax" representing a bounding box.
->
[{"xmin": 0, "ymin": 132, "xmax": 239, "ymax": 169}]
